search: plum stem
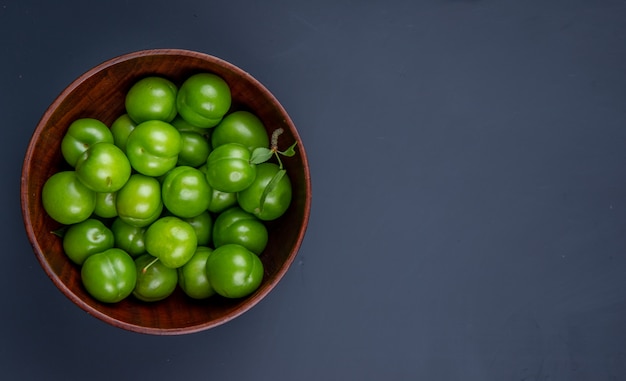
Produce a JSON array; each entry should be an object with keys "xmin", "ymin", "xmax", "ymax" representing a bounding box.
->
[{"xmin": 142, "ymin": 256, "xmax": 160, "ymax": 273}]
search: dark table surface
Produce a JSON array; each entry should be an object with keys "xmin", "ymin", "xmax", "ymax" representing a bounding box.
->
[{"xmin": 3, "ymin": 0, "xmax": 626, "ymax": 379}]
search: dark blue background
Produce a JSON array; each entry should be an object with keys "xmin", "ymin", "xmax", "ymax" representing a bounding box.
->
[{"xmin": 3, "ymin": 0, "xmax": 626, "ymax": 379}]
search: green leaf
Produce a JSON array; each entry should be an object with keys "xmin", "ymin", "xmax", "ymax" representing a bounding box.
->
[
  {"xmin": 259, "ymin": 169, "xmax": 286, "ymax": 212},
  {"xmin": 250, "ymin": 147, "xmax": 273, "ymax": 164},
  {"xmin": 279, "ymin": 141, "xmax": 298, "ymax": 157}
]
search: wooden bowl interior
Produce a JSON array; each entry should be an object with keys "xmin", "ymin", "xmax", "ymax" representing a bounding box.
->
[{"xmin": 21, "ymin": 49, "xmax": 311, "ymax": 335}]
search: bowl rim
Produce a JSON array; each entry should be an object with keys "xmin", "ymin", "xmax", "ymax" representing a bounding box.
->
[{"xmin": 20, "ymin": 48, "xmax": 312, "ymax": 335}]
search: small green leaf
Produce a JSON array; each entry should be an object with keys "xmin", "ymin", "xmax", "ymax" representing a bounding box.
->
[
  {"xmin": 250, "ymin": 147, "xmax": 273, "ymax": 164},
  {"xmin": 279, "ymin": 141, "xmax": 298, "ymax": 157},
  {"xmin": 259, "ymin": 169, "xmax": 286, "ymax": 212}
]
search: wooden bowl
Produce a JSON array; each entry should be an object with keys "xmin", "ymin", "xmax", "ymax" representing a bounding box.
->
[{"xmin": 20, "ymin": 49, "xmax": 311, "ymax": 335}]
